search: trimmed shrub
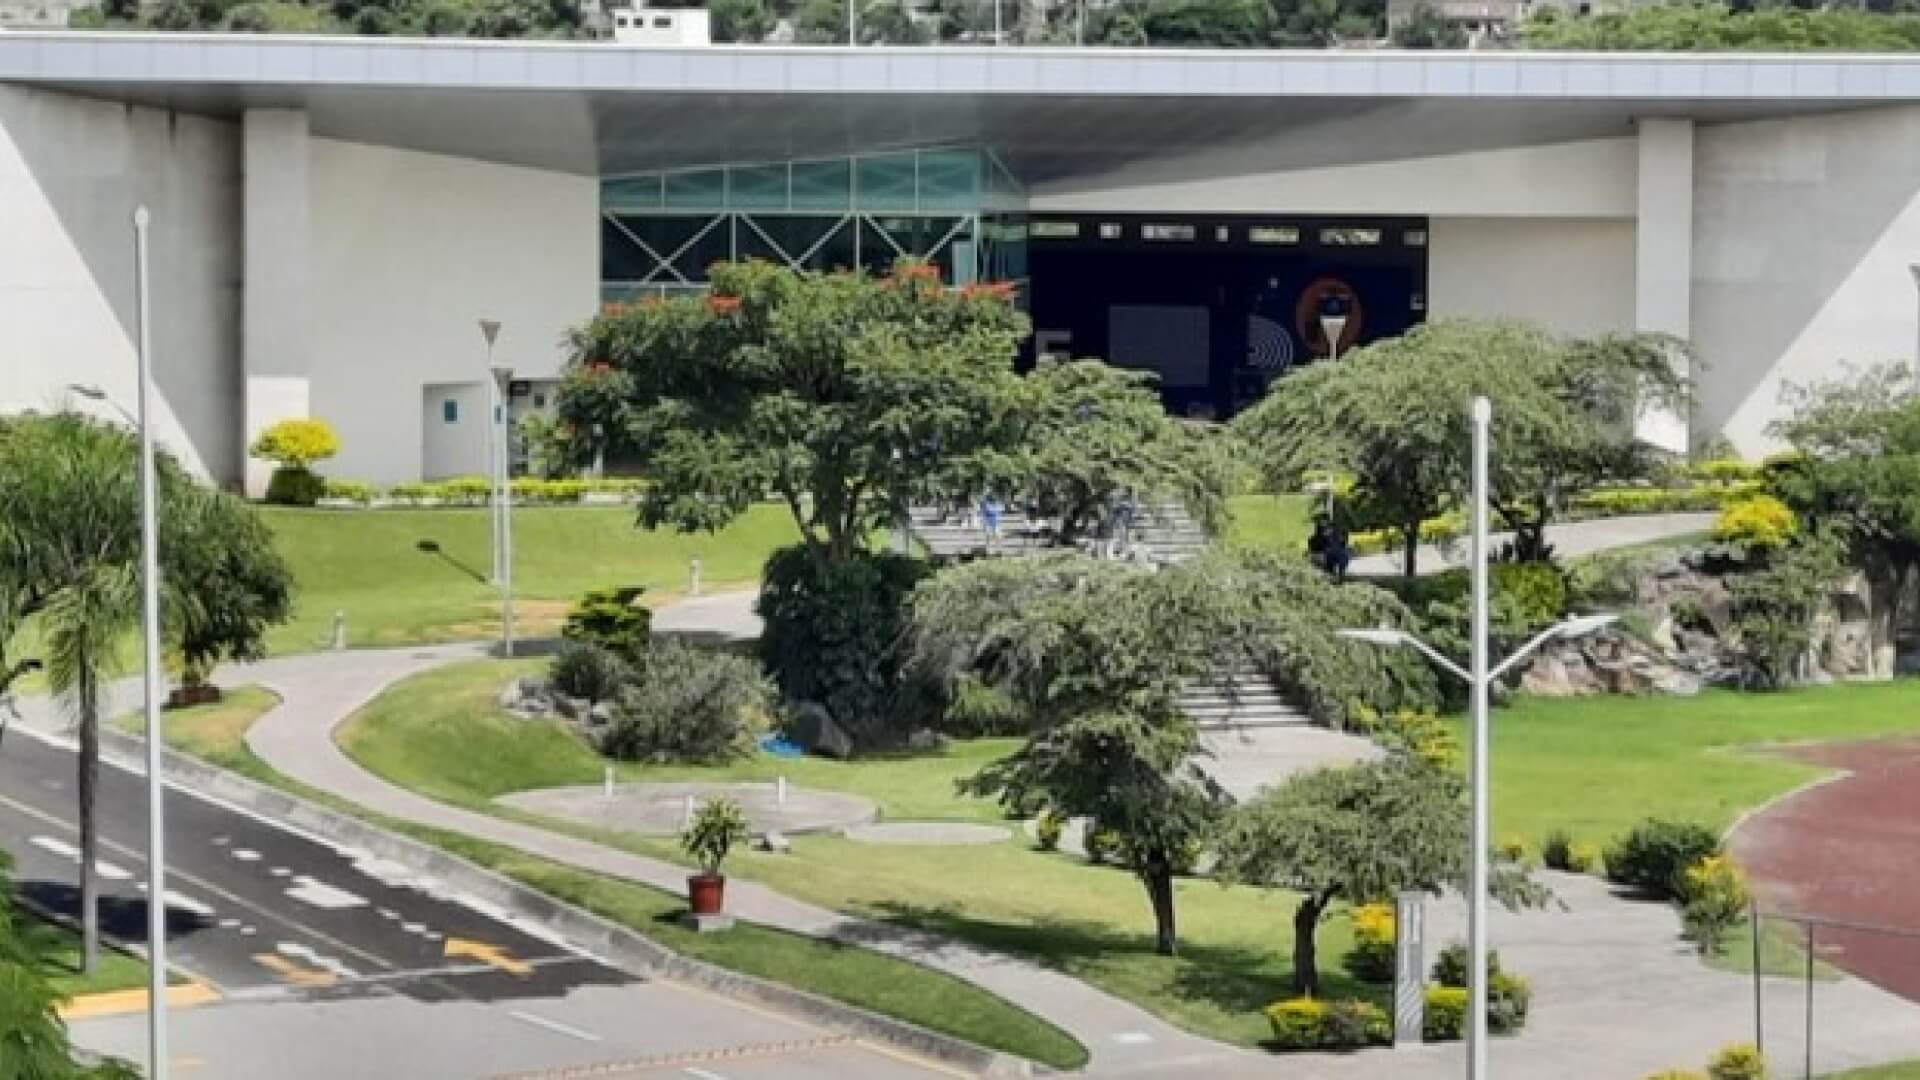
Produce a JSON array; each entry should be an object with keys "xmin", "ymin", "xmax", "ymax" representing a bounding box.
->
[
  {"xmin": 1262, "ymin": 997, "xmax": 1389, "ymax": 1050},
  {"xmin": 1646, "ymin": 1071, "xmax": 1710, "ymax": 1080},
  {"xmin": 250, "ymin": 417, "xmax": 340, "ymax": 469},
  {"xmin": 1606, "ymin": 819, "xmax": 1721, "ymax": 900},
  {"xmin": 561, "ymin": 586, "xmax": 652, "ymax": 662},
  {"xmin": 1084, "ymin": 825, "xmax": 1122, "ymax": 866},
  {"xmin": 1353, "ymin": 707, "xmax": 1461, "ymax": 770},
  {"xmin": 1679, "ymin": 854, "xmax": 1751, "ymax": 956},
  {"xmin": 1492, "ymin": 561, "xmax": 1568, "ymax": 629},
  {"xmin": 1541, "ymin": 829, "xmax": 1574, "ymax": 871},
  {"xmin": 1714, "ymin": 494, "xmax": 1798, "ymax": 553},
  {"xmin": 1432, "ymin": 942, "xmax": 1502, "ymax": 989},
  {"xmin": 263, "ymin": 466, "xmax": 326, "ymax": 507},
  {"xmin": 1488, "ymin": 970, "xmax": 1532, "ymax": 1034},
  {"xmin": 1496, "ymin": 835, "xmax": 1529, "ymax": 865},
  {"xmin": 758, "ymin": 546, "xmax": 930, "ymax": 749},
  {"xmin": 1034, "ymin": 809, "xmax": 1066, "ymax": 853},
  {"xmin": 1568, "ymin": 841, "xmax": 1603, "ymax": 875},
  {"xmin": 1321, "ymin": 999, "xmax": 1391, "ymax": 1049},
  {"xmin": 1707, "ymin": 1043, "xmax": 1767, "ymax": 1080},
  {"xmin": 1345, "ymin": 903, "xmax": 1397, "ymax": 983},
  {"xmin": 1423, "ymin": 986, "xmax": 1467, "ymax": 1042},
  {"xmin": 599, "ymin": 641, "xmax": 773, "ymax": 764},
  {"xmin": 1690, "ymin": 458, "xmax": 1760, "ymax": 485},
  {"xmin": 321, "ymin": 478, "xmax": 374, "ymax": 504},
  {"xmin": 548, "ymin": 640, "xmax": 630, "ymax": 705}
]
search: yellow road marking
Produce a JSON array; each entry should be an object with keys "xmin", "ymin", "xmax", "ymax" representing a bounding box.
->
[
  {"xmin": 253, "ymin": 952, "xmax": 337, "ymax": 988},
  {"xmin": 60, "ymin": 981, "xmax": 221, "ymax": 1021},
  {"xmin": 445, "ymin": 937, "xmax": 533, "ymax": 977}
]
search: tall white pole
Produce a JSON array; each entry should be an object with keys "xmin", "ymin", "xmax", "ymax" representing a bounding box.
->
[
  {"xmin": 499, "ymin": 371, "xmax": 515, "ymax": 659},
  {"xmin": 1468, "ymin": 395, "xmax": 1492, "ymax": 1080},
  {"xmin": 133, "ymin": 205, "xmax": 170, "ymax": 1080},
  {"xmin": 486, "ymin": 354, "xmax": 501, "ymax": 584},
  {"xmin": 847, "ymin": 0, "xmax": 855, "ymax": 43}
]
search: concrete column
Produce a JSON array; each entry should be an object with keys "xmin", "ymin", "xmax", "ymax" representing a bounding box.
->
[
  {"xmin": 242, "ymin": 108, "xmax": 312, "ymax": 497},
  {"xmin": 1634, "ymin": 117, "xmax": 1695, "ymax": 453}
]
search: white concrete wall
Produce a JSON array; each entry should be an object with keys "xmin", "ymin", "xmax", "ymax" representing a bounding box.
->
[
  {"xmin": 1693, "ymin": 104, "xmax": 1920, "ymax": 455},
  {"xmin": 243, "ymin": 109, "xmax": 313, "ymax": 497},
  {"xmin": 1031, "ymin": 137, "xmax": 1638, "ymax": 219},
  {"xmin": 1633, "ymin": 118, "xmax": 1694, "ymax": 453},
  {"xmin": 0, "ymin": 86, "xmax": 242, "ymax": 484},
  {"xmin": 1427, "ymin": 217, "xmax": 1637, "ymax": 336},
  {"xmin": 305, "ymin": 136, "xmax": 597, "ymax": 487}
]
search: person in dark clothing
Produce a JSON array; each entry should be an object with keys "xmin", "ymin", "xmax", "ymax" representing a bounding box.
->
[
  {"xmin": 1325, "ymin": 519, "xmax": 1351, "ymax": 581},
  {"xmin": 1306, "ymin": 517, "xmax": 1331, "ymax": 571}
]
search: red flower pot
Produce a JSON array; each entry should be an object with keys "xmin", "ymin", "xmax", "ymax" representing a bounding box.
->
[{"xmin": 687, "ymin": 873, "xmax": 726, "ymax": 916}]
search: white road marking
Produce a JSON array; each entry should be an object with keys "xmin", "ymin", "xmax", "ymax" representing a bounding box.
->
[
  {"xmin": 211, "ymin": 836, "xmax": 230, "ymax": 846},
  {"xmin": 218, "ymin": 918, "xmax": 241, "ymax": 930},
  {"xmin": 1113, "ymin": 1032, "xmax": 1154, "ymax": 1045},
  {"xmin": 508, "ymin": 1010, "xmax": 602, "ymax": 1043},
  {"xmin": 400, "ymin": 922, "xmax": 428, "ymax": 935},
  {"xmin": 230, "ymin": 848, "xmax": 262, "ymax": 862},
  {"xmin": 377, "ymin": 908, "xmax": 399, "ymax": 920},
  {"xmin": 239, "ymin": 926, "xmax": 257, "ymax": 936},
  {"xmin": 683, "ymin": 1068, "xmax": 728, "ymax": 1080},
  {"xmin": 29, "ymin": 836, "xmax": 132, "ymax": 880},
  {"xmin": 269, "ymin": 867, "xmax": 291, "ymax": 878},
  {"xmin": 285, "ymin": 876, "xmax": 367, "ymax": 910},
  {"xmin": 277, "ymin": 942, "xmax": 360, "ymax": 980},
  {"xmin": 165, "ymin": 891, "xmax": 216, "ymax": 917}
]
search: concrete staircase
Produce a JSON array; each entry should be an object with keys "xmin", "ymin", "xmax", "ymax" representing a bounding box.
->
[
  {"xmin": 906, "ymin": 499, "xmax": 1211, "ymax": 564},
  {"xmin": 1181, "ymin": 663, "xmax": 1310, "ymax": 730}
]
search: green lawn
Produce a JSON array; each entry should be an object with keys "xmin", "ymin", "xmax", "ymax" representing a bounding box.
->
[
  {"xmin": 259, "ymin": 504, "xmax": 799, "ymax": 654},
  {"xmin": 19, "ymin": 915, "xmax": 153, "ymax": 999},
  {"xmin": 1223, "ymin": 492, "xmax": 1315, "ymax": 554},
  {"xmin": 125, "ymin": 682, "xmax": 1087, "ymax": 1069},
  {"xmin": 1481, "ymin": 681, "xmax": 1920, "ymax": 847},
  {"xmin": 337, "ymin": 658, "xmax": 1378, "ymax": 1049}
]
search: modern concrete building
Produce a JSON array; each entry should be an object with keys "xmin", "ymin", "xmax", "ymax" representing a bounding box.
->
[{"xmin": 5, "ymin": 33, "xmax": 1920, "ymax": 490}]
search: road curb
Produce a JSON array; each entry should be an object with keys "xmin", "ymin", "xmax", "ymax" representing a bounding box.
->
[{"xmin": 92, "ymin": 727, "xmax": 1042, "ymax": 1078}]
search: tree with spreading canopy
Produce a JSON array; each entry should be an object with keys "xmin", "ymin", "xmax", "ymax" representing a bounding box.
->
[
  {"xmin": 1234, "ymin": 319, "xmax": 1688, "ymax": 576},
  {"xmin": 1019, "ymin": 358, "xmax": 1232, "ymax": 545},
  {"xmin": 1766, "ymin": 363, "xmax": 1920, "ymax": 678},
  {"xmin": 0, "ymin": 414, "xmax": 292, "ymax": 972},
  {"xmin": 1214, "ymin": 754, "xmax": 1550, "ymax": 995}
]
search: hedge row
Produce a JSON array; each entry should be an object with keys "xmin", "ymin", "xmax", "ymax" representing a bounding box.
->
[
  {"xmin": 1346, "ymin": 481, "xmax": 1758, "ymax": 556},
  {"xmin": 316, "ymin": 475, "xmax": 648, "ymax": 506}
]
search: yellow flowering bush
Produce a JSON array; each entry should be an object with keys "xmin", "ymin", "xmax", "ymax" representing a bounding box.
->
[
  {"xmin": 1707, "ymin": 1042, "xmax": 1767, "ymax": 1080},
  {"xmin": 249, "ymin": 417, "xmax": 341, "ymax": 468},
  {"xmin": 1680, "ymin": 854, "xmax": 1751, "ymax": 956},
  {"xmin": 1713, "ymin": 494, "xmax": 1798, "ymax": 552},
  {"xmin": 1345, "ymin": 903, "xmax": 1396, "ymax": 982}
]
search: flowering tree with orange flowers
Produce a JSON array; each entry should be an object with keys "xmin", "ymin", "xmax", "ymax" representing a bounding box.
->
[{"xmin": 556, "ymin": 259, "xmax": 1031, "ymax": 563}]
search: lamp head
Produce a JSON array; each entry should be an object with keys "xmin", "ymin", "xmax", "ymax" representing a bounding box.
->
[
  {"xmin": 478, "ymin": 319, "xmax": 502, "ymax": 347},
  {"xmin": 67, "ymin": 383, "xmax": 107, "ymax": 401}
]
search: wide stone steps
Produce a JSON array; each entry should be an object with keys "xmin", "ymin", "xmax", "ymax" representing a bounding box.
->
[
  {"xmin": 908, "ymin": 500, "xmax": 1211, "ymax": 564},
  {"xmin": 1181, "ymin": 666, "xmax": 1310, "ymax": 730}
]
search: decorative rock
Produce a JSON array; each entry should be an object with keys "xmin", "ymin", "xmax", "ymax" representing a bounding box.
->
[
  {"xmin": 906, "ymin": 728, "xmax": 949, "ymax": 752},
  {"xmin": 680, "ymin": 912, "xmax": 736, "ymax": 933},
  {"xmin": 787, "ymin": 702, "xmax": 854, "ymax": 759},
  {"xmin": 499, "ymin": 676, "xmax": 555, "ymax": 719},
  {"xmin": 755, "ymin": 831, "xmax": 791, "ymax": 854},
  {"xmin": 587, "ymin": 701, "xmax": 615, "ymax": 728}
]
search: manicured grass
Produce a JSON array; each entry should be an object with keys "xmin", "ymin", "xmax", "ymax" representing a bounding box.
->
[
  {"xmin": 259, "ymin": 504, "xmax": 799, "ymax": 654},
  {"xmin": 1481, "ymin": 681, "xmax": 1920, "ymax": 845},
  {"xmin": 335, "ymin": 660, "xmax": 1014, "ymax": 823},
  {"xmin": 127, "ymin": 681, "xmax": 1087, "ymax": 1069},
  {"xmin": 338, "ymin": 658, "xmax": 1378, "ymax": 1049},
  {"xmin": 20, "ymin": 915, "xmax": 152, "ymax": 998},
  {"xmin": 1707, "ymin": 916, "xmax": 1840, "ymax": 982},
  {"xmin": 1223, "ymin": 492, "xmax": 1315, "ymax": 554},
  {"xmin": 115, "ymin": 687, "xmax": 283, "ymax": 784}
]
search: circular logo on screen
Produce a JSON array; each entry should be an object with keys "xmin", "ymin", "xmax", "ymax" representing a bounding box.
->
[
  {"xmin": 1246, "ymin": 315, "xmax": 1295, "ymax": 372},
  {"xmin": 1295, "ymin": 278, "xmax": 1364, "ymax": 359}
]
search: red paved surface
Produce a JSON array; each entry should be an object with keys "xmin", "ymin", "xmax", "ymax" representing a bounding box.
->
[{"xmin": 1730, "ymin": 736, "xmax": 1920, "ymax": 1002}]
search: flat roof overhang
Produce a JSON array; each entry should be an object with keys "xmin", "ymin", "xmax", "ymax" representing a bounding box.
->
[{"xmin": 3, "ymin": 31, "xmax": 1917, "ymax": 179}]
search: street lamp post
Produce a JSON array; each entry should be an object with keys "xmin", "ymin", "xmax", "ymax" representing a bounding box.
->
[
  {"xmin": 1339, "ymin": 395, "xmax": 1616, "ymax": 1080},
  {"xmin": 495, "ymin": 362, "xmax": 515, "ymax": 658}
]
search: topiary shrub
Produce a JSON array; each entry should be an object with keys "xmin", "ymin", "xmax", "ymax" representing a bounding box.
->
[
  {"xmin": 1492, "ymin": 561, "xmax": 1568, "ymax": 628},
  {"xmin": 1569, "ymin": 841, "xmax": 1603, "ymax": 875},
  {"xmin": 250, "ymin": 417, "xmax": 340, "ymax": 469},
  {"xmin": 1714, "ymin": 494, "xmax": 1798, "ymax": 553},
  {"xmin": 1541, "ymin": 829, "xmax": 1574, "ymax": 870},
  {"xmin": 1496, "ymin": 835, "xmax": 1530, "ymax": 865},
  {"xmin": 1488, "ymin": 970, "xmax": 1532, "ymax": 1034},
  {"xmin": 1606, "ymin": 819, "xmax": 1721, "ymax": 900},
  {"xmin": 549, "ymin": 640, "xmax": 630, "ymax": 705},
  {"xmin": 321, "ymin": 478, "xmax": 374, "ymax": 504},
  {"xmin": 263, "ymin": 466, "xmax": 326, "ymax": 507},
  {"xmin": 561, "ymin": 586, "xmax": 652, "ymax": 662},
  {"xmin": 758, "ymin": 546, "xmax": 929, "ymax": 750},
  {"xmin": 598, "ymin": 641, "xmax": 773, "ymax": 764},
  {"xmin": 1707, "ymin": 1043, "xmax": 1767, "ymax": 1080},
  {"xmin": 1263, "ymin": 997, "xmax": 1327, "ymax": 1049},
  {"xmin": 1423, "ymin": 986, "xmax": 1467, "ymax": 1042},
  {"xmin": 1679, "ymin": 854, "xmax": 1751, "ymax": 956},
  {"xmin": 1034, "ymin": 809, "xmax": 1066, "ymax": 852},
  {"xmin": 1083, "ymin": 825, "xmax": 1122, "ymax": 866},
  {"xmin": 1345, "ymin": 903, "xmax": 1396, "ymax": 983}
]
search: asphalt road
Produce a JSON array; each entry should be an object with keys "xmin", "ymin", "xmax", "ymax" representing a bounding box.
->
[{"xmin": 0, "ymin": 725, "xmax": 949, "ymax": 1080}]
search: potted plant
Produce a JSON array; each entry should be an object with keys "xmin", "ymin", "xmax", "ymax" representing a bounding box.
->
[{"xmin": 681, "ymin": 796, "xmax": 750, "ymax": 916}]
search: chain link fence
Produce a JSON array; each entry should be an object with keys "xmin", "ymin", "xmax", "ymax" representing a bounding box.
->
[{"xmin": 1747, "ymin": 905, "xmax": 1920, "ymax": 1078}]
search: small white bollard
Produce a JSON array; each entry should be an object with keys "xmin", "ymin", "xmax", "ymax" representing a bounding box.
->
[
  {"xmin": 331, "ymin": 610, "xmax": 347, "ymax": 651},
  {"xmin": 604, "ymin": 766, "xmax": 614, "ymax": 800},
  {"xmin": 776, "ymin": 776, "xmax": 788, "ymax": 807},
  {"xmin": 683, "ymin": 795, "xmax": 696, "ymax": 829},
  {"xmin": 689, "ymin": 557, "xmax": 703, "ymax": 597}
]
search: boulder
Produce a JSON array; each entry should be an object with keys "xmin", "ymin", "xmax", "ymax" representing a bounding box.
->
[
  {"xmin": 498, "ymin": 676, "xmax": 554, "ymax": 719},
  {"xmin": 788, "ymin": 702, "xmax": 854, "ymax": 759},
  {"xmin": 587, "ymin": 701, "xmax": 615, "ymax": 728},
  {"xmin": 906, "ymin": 728, "xmax": 949, "ymax": 752}
]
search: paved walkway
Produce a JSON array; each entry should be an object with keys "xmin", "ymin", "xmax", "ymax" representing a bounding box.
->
[{"xmin": 1349, "ymin": 511, "xmax": 1716, "ymax": 577}]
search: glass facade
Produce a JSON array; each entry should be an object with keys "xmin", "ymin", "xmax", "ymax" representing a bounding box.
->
[{"xmin": 600, "ymin": 147, "xmax": 1027, "ymax": 302}]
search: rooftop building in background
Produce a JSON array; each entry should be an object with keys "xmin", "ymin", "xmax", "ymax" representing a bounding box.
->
[{"xmin": 4, "ymin": 33, "xmax": 1919, "ymax": 491}]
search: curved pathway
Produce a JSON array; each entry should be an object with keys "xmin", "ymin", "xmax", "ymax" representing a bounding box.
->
[
  {"xmin": 1731, "ymin": 736, "xmax": 1920, "ymax": 1003},
  {"xmin": 236, "ymin": 647, "xmax": 1244, "ymax": 1076}
]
